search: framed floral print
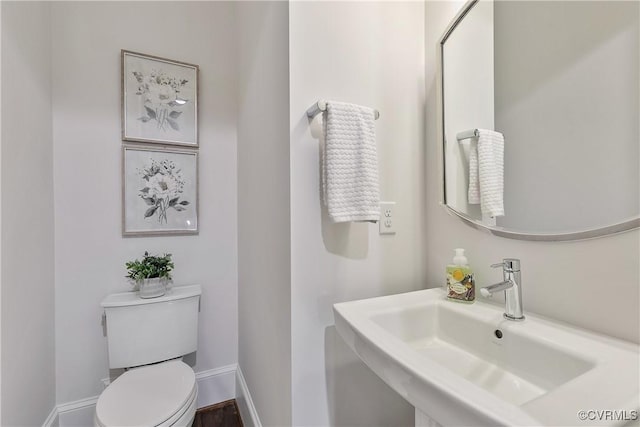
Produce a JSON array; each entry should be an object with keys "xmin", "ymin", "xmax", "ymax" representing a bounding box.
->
[
  {"xmin": 123, "ymin": 145, "xmax": 198, "ymax": 236},
  {"xmin": 122, "ymin": 50, "xmax": 198, "ymax": 147}
]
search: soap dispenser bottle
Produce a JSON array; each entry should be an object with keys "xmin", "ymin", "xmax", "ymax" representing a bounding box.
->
[{"xmin": 446, "ymin": 248, "xmax": 475, "ymax": 303}]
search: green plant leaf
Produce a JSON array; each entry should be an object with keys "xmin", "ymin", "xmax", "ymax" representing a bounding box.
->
[
  {"xmin": 169, "ymin": 197, "xmax": 179, "ymax": 207},
  {"xmin": 125, "ymin": 252, "xmax": 174, "ymax": 281}
]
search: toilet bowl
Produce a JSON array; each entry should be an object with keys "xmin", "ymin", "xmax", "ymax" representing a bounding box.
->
[{"xmin": 95, "ymin": 360, "xmax": 197, "ymax": 427}]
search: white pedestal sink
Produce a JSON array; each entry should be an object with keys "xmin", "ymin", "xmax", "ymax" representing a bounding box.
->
[{"xmin": 333, "ymin": 288, "xmax": 639, "ymax": 426}]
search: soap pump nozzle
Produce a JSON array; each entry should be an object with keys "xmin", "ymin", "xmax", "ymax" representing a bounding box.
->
[{"xmin": 453, "ymin": 248, "xmax": 468, "ymax": 266}]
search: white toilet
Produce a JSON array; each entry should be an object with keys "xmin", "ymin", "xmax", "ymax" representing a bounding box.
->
[{"xmin": 95, "ymin": 284, "xmax": 201, "ymax": 427}]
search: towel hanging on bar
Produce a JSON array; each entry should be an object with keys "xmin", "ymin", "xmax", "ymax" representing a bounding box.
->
[
  {"xmin": 468, "ymin": 129, "xmax": 504, "ymax": 218},
  {"xmin": 322, "ymin": 101, "xmax": 380, "ymax": 223},
  {"xmin": 307, "ymin": 100, "xmax": 380, "ymax": 120}
]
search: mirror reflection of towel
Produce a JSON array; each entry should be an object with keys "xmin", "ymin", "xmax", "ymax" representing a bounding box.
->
[{"xmin": 468, "ymin": 129, "xmax": 504, "ymax": 217}]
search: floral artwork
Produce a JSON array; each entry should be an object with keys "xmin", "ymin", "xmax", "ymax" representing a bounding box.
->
[
  {"xmin": 133, "ymin": 70, "xmax": 189, "ymax": 133},
  {"xmin": 123, "ymin": 146, "xmax": 198, "ymax": 236},
  {"xmin": 122, "ymin": 51, "xmax": 198, "ymax": 147},
  {"xmin": 138, "ymin": 159, "xmax": 190, "ymax": 224}
]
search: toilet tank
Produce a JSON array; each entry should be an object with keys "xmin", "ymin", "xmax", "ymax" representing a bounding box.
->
[{"xmin": 101, "ymin": 284, "xmax": 201, "ymax": 369}]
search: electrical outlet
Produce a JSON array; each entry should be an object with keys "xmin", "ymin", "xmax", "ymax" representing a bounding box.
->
[{"xmin": 379, "ymin": 202, "xmax": 396, "ymax": 235}]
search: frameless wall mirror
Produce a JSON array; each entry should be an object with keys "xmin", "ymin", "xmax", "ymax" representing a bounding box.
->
[{"xmin": 439, "ymin": 0, "xmax": 640, "ymax": 241}]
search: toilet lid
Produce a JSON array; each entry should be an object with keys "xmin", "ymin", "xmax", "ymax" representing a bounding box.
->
[{"xmin": 95, "ymin": 360, "xmax": 196, "ymax": 427}]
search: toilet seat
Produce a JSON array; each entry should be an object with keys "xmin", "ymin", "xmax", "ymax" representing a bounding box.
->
[{"xmin": 95, "ymin": 360, "xmax": 197, "ymax": 427}]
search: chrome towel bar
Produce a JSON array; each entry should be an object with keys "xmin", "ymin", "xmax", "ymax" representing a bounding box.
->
[
  {"xmin": 456, "ymin": 129, "xmax": 479, "ymax": 141},
  {"xmin": 306, "ymin": 100, "xmax": 380, "ymax": 120}
]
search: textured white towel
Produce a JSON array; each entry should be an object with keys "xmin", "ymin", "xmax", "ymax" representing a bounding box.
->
[
  {"xmin": 468, "ymin": 129, "xmax": 504, "ymax": 217},
  {"xmin": 468, "ymin": 138, "xmax": 480, "ymax": 204},
  {"xmin": 322, "ymin": 101, "xmax": 380, "ymax": 223}
]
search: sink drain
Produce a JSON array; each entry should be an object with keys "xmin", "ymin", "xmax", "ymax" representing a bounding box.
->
[{"xmin": 494, "ymin": 329, "xmax": 503, "ymax": 339}]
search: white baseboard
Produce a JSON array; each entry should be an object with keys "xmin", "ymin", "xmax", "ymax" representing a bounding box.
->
[
  {"xmin": 58, "ymin": 395, "xmax": 100, "ymax": 414},
  {"xmin": 53, "ymin": 364, "xmax": 237, "ymax": 427},
  {"xmin": 56, "ymin": 395, "xmax": 100, "ymax": 427},
  {"xmin": 235, "ymin": 366, "xmax": 262, "ymax": 427},
  {"xmin": 42, "ymin": 406, "xmax": 59, "ymax": 427},
  {"xmin": 57, "ymin": 403, "xmax": 95, "ymax": 427},
  {"xmin": 195, "ymin": 364, "xmax": 237, "ymax": 408}
]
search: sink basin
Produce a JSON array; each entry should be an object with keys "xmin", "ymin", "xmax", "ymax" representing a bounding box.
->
[{"xmin": 333, "ymin": 288, "xmax": 639, "ymax": 426}]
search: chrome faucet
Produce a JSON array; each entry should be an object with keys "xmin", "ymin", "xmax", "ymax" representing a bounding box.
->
[{"xmin": 480, "ymin": 258, "xmax": 525, "ymax": 321}]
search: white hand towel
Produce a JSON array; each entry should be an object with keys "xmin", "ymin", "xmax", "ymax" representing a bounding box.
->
[
  {"xmin": 470, "ymin": 129, "xmax": 504, "ymax": 217},
  {"xmin": 322, "ymin": 101, "xmax": 380, "ymax": 223},
  {"xmin": 468, "ymin": 138, "xmax": 480, "ymax": 204}
]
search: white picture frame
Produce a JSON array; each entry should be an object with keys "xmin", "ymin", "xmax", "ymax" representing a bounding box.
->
[
  {"xmin": 123, "ymin": 145, "xmax": 198, "ymax": 236},
  {"xmin": 122, "ymin": 50, "xmax": 199, "ymax": 147}
]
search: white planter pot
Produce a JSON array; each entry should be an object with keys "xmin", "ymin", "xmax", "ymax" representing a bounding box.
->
[{"xmin": 138, "ymin": 277, "xmax": 168, "ymax": 298}]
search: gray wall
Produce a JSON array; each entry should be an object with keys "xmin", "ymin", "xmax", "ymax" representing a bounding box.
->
[
  {"xmin": 236, "ymin": 2, "xmax": 292, "ymax": 426},
  {"xmin": 427, "ymin": 1, "xmax": 639, "ymax": 345},
  {"xmin": 1, "ymin": 2, "xmax": 56, "ymax": 424}
]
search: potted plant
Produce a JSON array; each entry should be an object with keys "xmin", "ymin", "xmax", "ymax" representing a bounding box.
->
[{"xmin": 125, "ymin": 251, "xmax": 174, "ymax": 298}]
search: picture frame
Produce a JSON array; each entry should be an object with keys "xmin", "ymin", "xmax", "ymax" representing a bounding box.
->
[
  {"xmin": 122, "ymin": 50, "xmax": 199, "ymax": 147},
  {"xmin": 123, "ymin": 145, "xmax": 198, "ymax": 236}
]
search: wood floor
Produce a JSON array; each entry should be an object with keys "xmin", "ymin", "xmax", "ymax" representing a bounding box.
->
[{"xmin": 193, "ymin": 399, "xmax": 244, "ymax": 427}]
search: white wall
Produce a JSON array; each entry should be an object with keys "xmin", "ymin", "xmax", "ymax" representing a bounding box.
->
[
  {"xmin": 1, "ymin": 2, "xmax": 56, "ymax": 425},
  {"xmin": 236, "ymin": 2, "xmax": 292, "ymax": 426},
  {"xmin": 289, "ymin": 2, "xmax": 426, "ymax": 425},
  {"xmin": 426, "ymin": 1, "xmax": 640, "ymax": 345},
  {"xmin": 51, "ymin": 1, "xmax": 238, "ymax": 405}
]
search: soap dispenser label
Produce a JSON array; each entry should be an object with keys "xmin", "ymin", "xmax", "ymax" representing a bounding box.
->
[{"xmin": 447, "ymin": 267, "xmax": 475, "ymax": 302}]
